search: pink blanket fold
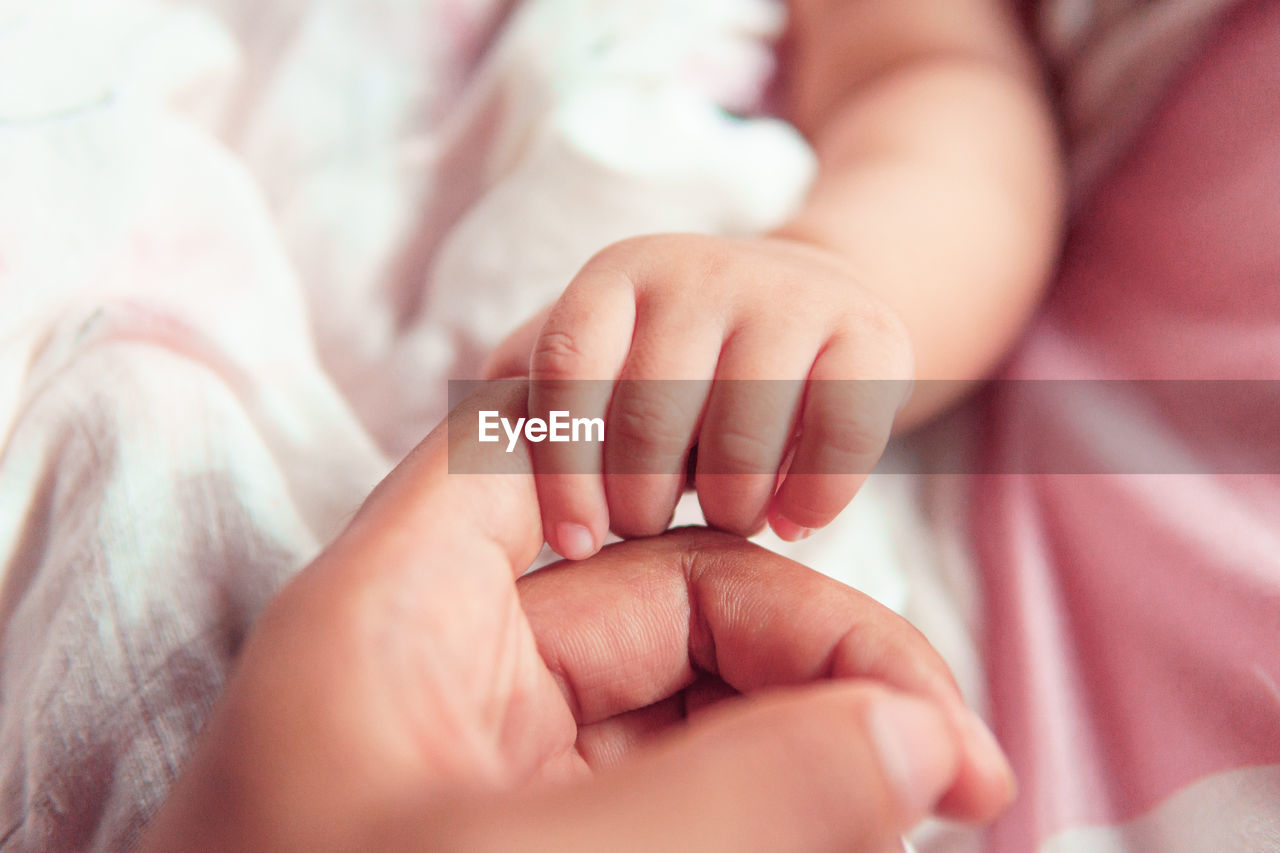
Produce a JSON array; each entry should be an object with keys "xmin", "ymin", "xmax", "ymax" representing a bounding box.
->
[{"xmin": 972, "ymin": 1, "xmax": 1280, "ymax": 849}]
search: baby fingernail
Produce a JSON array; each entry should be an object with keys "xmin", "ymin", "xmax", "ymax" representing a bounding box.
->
[
  {"xmin": 867, "ymin": 694, "xmax": 957, "ymax": 818},
  {"xmin": 965, "ymin": 710, "xmax": 1017, "ymax": 797},
  {"xmin": 772, "ymin": 515, "xmax": 814, "ymax": 542},
  {"xmin": 555, "ymin": 522, "xmax": 595, "ymax": 561}
]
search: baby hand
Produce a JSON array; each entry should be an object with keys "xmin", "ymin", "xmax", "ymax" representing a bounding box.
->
[{"xmin": 486, "ymin": 234, "xmax": 914, "ymax": 560}]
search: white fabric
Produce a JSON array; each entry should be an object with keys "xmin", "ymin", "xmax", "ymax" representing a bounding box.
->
[
  {"xmin": 0, "ymin": 2, "xmax": 923, "ymax": 848},
  {"xmin": 1039, "ymin": 765, "xmax": 1280, "ymax": 852}
]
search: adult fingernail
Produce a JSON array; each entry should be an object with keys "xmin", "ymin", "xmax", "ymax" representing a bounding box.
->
[
  {"xmin": 555, "ymin": 522, "xmax": 595, "ymax": 561},
  {"xmin": 867, "ymin": 694, "xmax": 957, "ymax": 819}
]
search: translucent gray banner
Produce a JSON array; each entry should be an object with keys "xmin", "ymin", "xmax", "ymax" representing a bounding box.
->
[{"xmin": 446, "ymin": 379, "xmax": 1280, "ymax": 475}]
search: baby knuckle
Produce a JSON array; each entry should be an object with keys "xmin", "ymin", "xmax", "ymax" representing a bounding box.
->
[
  {"xmin": 582, "ymin": 237, "xmax": 649, "ymax": 278},
  {"xmin": 697, "ymin": 241, "xmax": 737, "ymax": 280},
  {"xmin": 809, "ymin": 414, "xmax": 887, "ymax": 462},
  {"xmin": 530, "ymin": 330, "xmax": 588, "ymax": 381},
  {"xmin": 610, "ymin": 392, "xmax": 691, "ymax": 458},
  {"xmin": 598, "ymin": 233, "xmax": 651, "ymax": 257},
  {"xmin": 862, "ymin": 305, "xmax": 914, "ymax": 374},
  {"xmin": 707, "ymin": 427, "xmax": 777, "ymax": 476}
]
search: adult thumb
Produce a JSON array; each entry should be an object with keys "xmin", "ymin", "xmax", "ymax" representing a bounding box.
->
[{"xmin": 440, "ymin": 681, "xmax": 962, "ymax": 853}]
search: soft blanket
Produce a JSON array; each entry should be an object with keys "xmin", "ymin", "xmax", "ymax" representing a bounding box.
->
[{"xmin": 0, "ymin": 2, "xmax": 921, "ymax": 848}]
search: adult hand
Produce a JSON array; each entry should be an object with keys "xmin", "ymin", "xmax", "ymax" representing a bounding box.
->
[{"xmin": 141, "ymin": 382, "xmax": 1013, "ymax": 852}]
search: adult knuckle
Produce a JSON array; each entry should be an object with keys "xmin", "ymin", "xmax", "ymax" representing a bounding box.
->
[{"xmin": 665, "ymin": 527, "xmax": 754, "ymax": 564}]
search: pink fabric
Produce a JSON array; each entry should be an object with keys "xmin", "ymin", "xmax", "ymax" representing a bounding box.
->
[{"xmin": 973, "ymin": 0, "xmax": 1280, "ymax": 848}]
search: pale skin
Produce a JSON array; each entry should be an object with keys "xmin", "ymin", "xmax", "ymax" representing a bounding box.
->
[
  {"xmin": 140, "ymin": 383, "xmax": 1015, "ymax": 851},
  {"xmin": 485, "ymin": 0, "xmax": 1064, "ymax": 560}
]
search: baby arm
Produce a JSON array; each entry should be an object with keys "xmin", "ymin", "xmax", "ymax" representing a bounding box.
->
[
  {"xmin": 777, "ymin": 0, "xmax": 1062, "ymax": 420},
  {"xmin": 491, "ymin": 0, "xmax": 1063, "ymax": 560}
]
